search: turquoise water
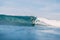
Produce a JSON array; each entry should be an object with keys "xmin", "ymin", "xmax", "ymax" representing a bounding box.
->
[
  {"xmin": 0, "ymin": 25, "xmax": 60, "ymax": 40},
  {"xmin": 0, "ymin": 15, "xmax": 36, "ymax": 26}
]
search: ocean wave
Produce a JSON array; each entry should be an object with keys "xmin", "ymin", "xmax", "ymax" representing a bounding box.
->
[{"xmin": 0, "ymin": 15, "xmax": 36, "ymax": 26}]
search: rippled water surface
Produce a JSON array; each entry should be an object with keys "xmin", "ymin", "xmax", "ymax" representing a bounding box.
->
[{"xmin": 0, "ymin": 25, "xmax": 60, "ymax": 40}]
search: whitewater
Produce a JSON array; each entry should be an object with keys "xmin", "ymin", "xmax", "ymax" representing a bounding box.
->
[{"xmin": 36, "ymin": 17, "xmax": 60, "ymax": 28}]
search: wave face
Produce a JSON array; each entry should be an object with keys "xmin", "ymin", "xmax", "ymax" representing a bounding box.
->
[{"xmin": 0, "ymin": 15, "xmax": 36, "ymax": 26}]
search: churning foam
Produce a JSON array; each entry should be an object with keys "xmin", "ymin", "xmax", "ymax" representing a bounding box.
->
[{"xmin": 35, "ymin": 17, "xmax": 60, "ymax": 28}]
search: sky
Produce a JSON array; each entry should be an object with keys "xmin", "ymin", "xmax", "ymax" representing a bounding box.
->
[{"xmin": 0, "ymin": 0, "xmax": 60, "ymax": 20}]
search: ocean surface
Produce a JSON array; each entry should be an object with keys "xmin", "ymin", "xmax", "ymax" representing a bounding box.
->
[
  {"xmin": 0, "ymin": 25, "xmax": 60, "ymax": 40},
  {"xmin": 0, "ymin": 15, "xmax": 60, "ymax": 40}
]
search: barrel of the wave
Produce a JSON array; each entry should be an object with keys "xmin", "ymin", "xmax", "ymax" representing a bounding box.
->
[{"xmin": 0, "ymin": 15, "xmax": 36, "ymax": 26}]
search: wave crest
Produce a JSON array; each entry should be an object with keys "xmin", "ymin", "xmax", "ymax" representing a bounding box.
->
[{"xmin": 35, "ymin": 17, "xmax": 60, "ymax": 28}]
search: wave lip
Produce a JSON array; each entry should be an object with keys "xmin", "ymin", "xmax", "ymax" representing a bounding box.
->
[{"xmin": 0, "ymin": 14, "xmax": 36, "ymax": 26}]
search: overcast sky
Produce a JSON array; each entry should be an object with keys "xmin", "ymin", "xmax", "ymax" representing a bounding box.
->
[{"xmin": 0, "ymin": 0, "xmax": 60, "ymax": 19}]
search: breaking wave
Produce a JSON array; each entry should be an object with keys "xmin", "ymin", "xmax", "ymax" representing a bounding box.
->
[
  {"xmin": 0, "ymin": 15, "xmax": 36, "ymax": 26},
  {"xmin": 0, "ymin": 14, "xmax": 60, "ymax": 27},
  {"xmin": 35, "ymin": 17, "xmax": 60, "ymax": 28}
]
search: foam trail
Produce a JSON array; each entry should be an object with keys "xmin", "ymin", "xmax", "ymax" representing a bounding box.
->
[{"xmin": 36, "ymin": 17, "xmax": 60, "ymax": 28}]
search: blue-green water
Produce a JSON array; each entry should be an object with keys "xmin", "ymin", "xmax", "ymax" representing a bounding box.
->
[
  {"xmin": 0, "ymin": 25, "xmax": 60, "ymax": 40},
  {"xmin": 0, "ymin": 15, "xmax": 36, "ymax": 26}
]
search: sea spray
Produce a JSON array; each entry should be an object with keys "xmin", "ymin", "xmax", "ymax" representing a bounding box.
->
[{"xmin": 36, "ymin": 17, "xmax": 60, "ymax": 28}]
